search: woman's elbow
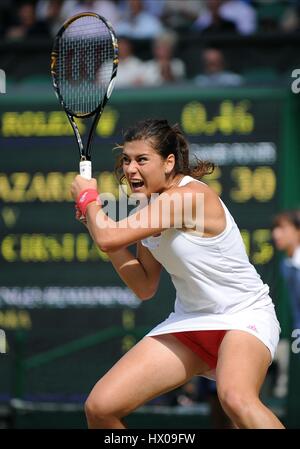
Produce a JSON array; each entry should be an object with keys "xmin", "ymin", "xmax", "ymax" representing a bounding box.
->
[
  {"xmin": 95, "ymin": 239, "xmax": 109, "ymax": 253},
  {"xmin": 95, "ymin": 237, "xmax": 121, "ymax": 253},
  {"xmin": 136, "ymin": 287, "xmax": 157, "ymax": 301},
  {"xmin": 97, "ymin": 242, "xmax": 112, "ymax": 253}
]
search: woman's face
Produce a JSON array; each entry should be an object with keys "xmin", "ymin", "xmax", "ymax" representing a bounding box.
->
[
  {"xmin": 272, "ymin": 219, "xmax": 300, "ymax": 253},
  {"xmin": 122, "ymin": 139, "xmax": 174, "ymax": 197}
]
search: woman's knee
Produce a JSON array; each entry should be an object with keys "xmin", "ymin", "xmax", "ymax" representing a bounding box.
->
[
  {"xmin": 217, "ymin": 385, "xmax": 258, "ymax": 420},
  {"xmin": 85, "ymin": 394, "xmax": 106, "ymax": 423},
  {"xmin": 85, "ymin": 390, "xmax": 119, "ymax": 422}
]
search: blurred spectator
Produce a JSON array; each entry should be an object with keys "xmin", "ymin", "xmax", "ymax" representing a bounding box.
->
[
  {"xmin": 114, "ymin": 36, "xmax": 145, "ymax": 88},
  {"xmin": 255, "ymin": 0, "xmax": 288, "ymax": 33},
  {"xmin": 220, "ymin": 0, "xmax": 257, "ymax": 35},
  {"xmin": 194, "ymin": 47, "xmax": 244, "ymax": 87},
  {"xmin": 194, "ymin": 0, "xmax": 257, "ymax": 35},
  {"xmin": 117, "ymin": 0, "xmax": 164, "ymax": 39},
  {"xmin": 143, "ymin": 0, "xmax": 166, "ymax": 18},
  {"xmin": 36, "ymin": 0, "xmax": 77, "ymax": 36},
  {"xmin": 161, "ymin": 0, "xmax": 204, "ymax": 32},
  {"xmin": 141, "ymin": 31, "xmax": 186, "ymax": 86},
  {"xmin": 271, "ymin": 210, "xmax": 300, "ymax": 399},
  {"xmin": 69, "ymin": 0, "xmax": 120, "ymax": 27},
  {"xmin": 272, "ymin": 210, "xmax": 300, "ymax": 330},
  {"xmin": 5, "ymin": 1, "xmax": 50, "ymax": 39},
  {"xmin": 280, "ymin": 3, "xmax": 300, "ymax": 33},
  {"xmin": 193, "ymin": 0, "xmax": 237, "ymax": 34}
]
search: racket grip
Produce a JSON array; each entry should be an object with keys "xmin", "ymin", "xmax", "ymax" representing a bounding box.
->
[{"xmin": 80, "ymin": 160, "xmax": 92, "ymax": 180}]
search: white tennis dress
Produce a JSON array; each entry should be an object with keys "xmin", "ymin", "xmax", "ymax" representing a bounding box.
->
[{"xmin": 143, "ymin": 176, "xmax": 280, "ymax": 360}]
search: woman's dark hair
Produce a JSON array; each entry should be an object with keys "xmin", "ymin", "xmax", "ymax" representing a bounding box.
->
[
  {"xmin": 272, "ymin": 210, "xmax": 300, "ymax": 230},
  {"xmin": 114, "ymin": 119, "xmax": 214, "ymax": 184}
]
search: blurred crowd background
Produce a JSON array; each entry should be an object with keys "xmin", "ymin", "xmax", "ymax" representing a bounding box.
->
[{"xmin": 1, "ymin": 0, "xmax": 300, "ymax": 87}]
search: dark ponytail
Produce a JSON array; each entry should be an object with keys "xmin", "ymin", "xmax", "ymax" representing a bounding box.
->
[
  {"xmin": 172, "ymin": 123, "xmax": 190, "ymax": 175},
  {"xmin": 114, "ymin": 119, "xmax": 214, "ymax": 183},
  {"xmin": 171, "ymin": 123, "xmax": 214, "ymax": 179}
]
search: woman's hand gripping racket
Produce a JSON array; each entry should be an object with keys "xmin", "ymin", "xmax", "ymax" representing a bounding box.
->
[{"xmin": 51, "ymin": 12, "xmax": 118, "ymax": 180}]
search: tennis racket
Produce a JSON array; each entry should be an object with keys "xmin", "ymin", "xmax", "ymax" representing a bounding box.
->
[{"xmin": 51, "ymin": 12, "xmax": 118, "ymax": 179}]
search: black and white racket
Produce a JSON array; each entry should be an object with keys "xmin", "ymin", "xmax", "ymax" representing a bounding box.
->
[{"xmin": 51, "ymin": 12, "xmax": 118, "ymax": 179}]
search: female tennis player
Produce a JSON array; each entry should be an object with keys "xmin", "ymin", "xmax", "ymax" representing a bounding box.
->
[{"xmin": 71, "ymin": 119, "xmax": 284, "ymax": 429}]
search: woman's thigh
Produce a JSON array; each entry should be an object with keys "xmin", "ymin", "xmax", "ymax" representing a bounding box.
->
[
  {"xmin": 216, "ymin": 330, "xmax": 271, "ymax": 394},
  {"xmin": 87, "ymin": 334, "xmax": 210, "ymax": 416}
]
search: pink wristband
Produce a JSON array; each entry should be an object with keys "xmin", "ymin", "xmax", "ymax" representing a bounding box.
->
[{"xmin": 76, "ymin": 189, "xmax": 99, "ymax": 217}]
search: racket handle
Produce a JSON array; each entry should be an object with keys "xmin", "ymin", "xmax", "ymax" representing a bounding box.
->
[{"xmin": 80, "ymin": 160, "xmax": 92, "ymax": 180}]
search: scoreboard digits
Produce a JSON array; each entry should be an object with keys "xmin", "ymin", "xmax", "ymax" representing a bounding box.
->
[{"xmin": 0, "ymin": 86, "xmax": 292, "ymax": 400}]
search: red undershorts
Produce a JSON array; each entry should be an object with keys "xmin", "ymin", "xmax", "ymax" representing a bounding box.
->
[{"xmin": 172, "ymin": 330, "xmax": 227, "ymax": 369}]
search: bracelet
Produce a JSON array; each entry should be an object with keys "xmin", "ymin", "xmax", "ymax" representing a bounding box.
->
[{"xmin": 76, "ymin": 189, "xmax": 99, "ymax": 218}]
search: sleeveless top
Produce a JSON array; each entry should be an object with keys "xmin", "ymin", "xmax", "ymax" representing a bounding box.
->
[
  {"xmin": 142, "ymin": 176, "xmax": 280, "ymax": 358},
  {"xmin": 142, "ymin": 175, "xmax": 271, "ymax": 315}
]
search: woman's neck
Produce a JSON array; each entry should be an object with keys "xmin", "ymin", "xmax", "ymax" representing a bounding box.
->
[{"xmin": 165, "ymin": 173, "xmax": 185, "ymax": 190}]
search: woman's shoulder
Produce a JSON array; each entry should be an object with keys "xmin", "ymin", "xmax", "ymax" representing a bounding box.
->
[{"xmin": 178, "ymin": 176, "xmax": 219, "ymax": 199}]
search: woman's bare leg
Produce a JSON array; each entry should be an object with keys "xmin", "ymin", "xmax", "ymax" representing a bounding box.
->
[
  {"xmin": 216, "ymin": 330, "xmax": 285, "ymax": 429},
  {"xmin": 85, "ymin": 334, "xmax": 210, "ymax": 429}
]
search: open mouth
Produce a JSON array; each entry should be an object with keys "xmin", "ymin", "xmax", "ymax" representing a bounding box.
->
[{"xmin": 130, "ymin": 180, "xmax": 144, "ymax": 189}]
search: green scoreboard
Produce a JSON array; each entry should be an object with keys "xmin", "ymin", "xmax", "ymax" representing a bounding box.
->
[{"xmin": 0, "ymin": 85, "xmax": 299, "ymax": 403}]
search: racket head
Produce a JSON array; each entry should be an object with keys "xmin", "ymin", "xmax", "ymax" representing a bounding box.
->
[{"xmin": 51, "ymin": 12, "xmax": 118, "ymax": 119}]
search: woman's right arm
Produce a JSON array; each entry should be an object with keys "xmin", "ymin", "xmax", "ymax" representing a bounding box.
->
[{"xmin": 106, "ymin": 241, "xmax": 162, "ymax": 301}]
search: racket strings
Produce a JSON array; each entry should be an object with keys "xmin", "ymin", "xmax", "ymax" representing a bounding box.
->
[{"xmin": 57, "ymin": 16, "xmax": 114, "ymax": 115}]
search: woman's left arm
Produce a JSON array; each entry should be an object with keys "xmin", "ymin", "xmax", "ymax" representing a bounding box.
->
[
  {"xmin": 84, "ymin": 192, "xmax": 178, "ymax": 252},
  {"xmin": 71, "ymin": 175, "xmax": 225, "ymax": 252},
  {"xmin": 71, "ymin": 175, "xmax": 198, "ymax": 252}
]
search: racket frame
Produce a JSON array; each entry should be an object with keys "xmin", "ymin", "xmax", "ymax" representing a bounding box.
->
[{"xmin": 51, "ymin": 12, "xmax": 118, "ymax": 173}]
